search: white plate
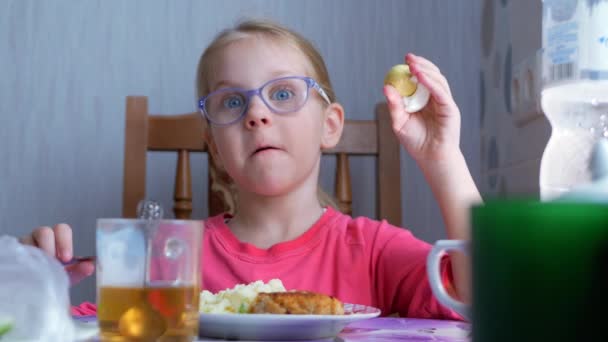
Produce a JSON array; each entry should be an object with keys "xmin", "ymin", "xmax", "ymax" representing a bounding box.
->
[{"xmin": 199, "ymin": 303, "xmax": 381, "ymax": 341}]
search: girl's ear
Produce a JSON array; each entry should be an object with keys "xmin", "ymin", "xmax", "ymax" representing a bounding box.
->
[{"xmin": 321, "ymin": 103, "xmax": 345, "ymax": 150}]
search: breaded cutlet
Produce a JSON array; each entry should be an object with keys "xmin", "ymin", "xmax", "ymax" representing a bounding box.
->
[{"xmin": 249, "ymin": 291, "xmax": 344, "ymax": 315}]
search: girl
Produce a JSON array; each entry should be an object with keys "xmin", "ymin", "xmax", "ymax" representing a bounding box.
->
[{"xmin": 22, "ymin": 19, "xmax": 481, "ymax": 319}]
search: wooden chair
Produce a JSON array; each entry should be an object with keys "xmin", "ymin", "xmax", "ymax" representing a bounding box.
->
[{"xmin": 122, "ymin": 96, "xmax": 402, "ymax": 226}]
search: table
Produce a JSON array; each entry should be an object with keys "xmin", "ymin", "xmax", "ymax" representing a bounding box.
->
[
  {"xmin": 76, "ymin": 316, "xmax": 470, "ymax": 342},
  {"xmin": 328, "ymin": 317, "xmax": 470, "ymax": 342}
]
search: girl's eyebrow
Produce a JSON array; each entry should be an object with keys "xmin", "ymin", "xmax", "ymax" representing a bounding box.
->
[
  {"xmin": 212, "ymin": 80, "xmax": 240, "ymax": 90},
  {"xmin": 211, "ymin": 71, "xmax": 303, "ymax": 91}
]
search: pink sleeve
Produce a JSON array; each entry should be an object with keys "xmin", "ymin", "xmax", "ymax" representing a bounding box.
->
[
  {"xmin": 371, "ymin": 222, "xmax": 463, "ymax": 320},
  {"xmin": 70, "ymin": 302, "xmax": 97, "ymax": 316}
]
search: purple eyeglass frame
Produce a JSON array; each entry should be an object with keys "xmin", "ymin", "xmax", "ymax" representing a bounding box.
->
[{"xmin": 198, "ymin": 76, "xmax": 331, "ymax": 126}]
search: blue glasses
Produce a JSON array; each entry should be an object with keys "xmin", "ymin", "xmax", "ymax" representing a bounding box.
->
[{"xmin": 198, "ymin": 76, "xmax": 331, "ymax": 126}]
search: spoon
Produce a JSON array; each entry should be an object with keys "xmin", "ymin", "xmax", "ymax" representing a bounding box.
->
[
  {"xmin": 117, "ymin": 199, "xmax": 167, "ymax": 340},
  {"xmin": 61, "ymin": 256, "xmax": 96, "ymax": 266},
  {"xmin": 63, "ymin": 201, "xmax": 165, "ymax": 266}
]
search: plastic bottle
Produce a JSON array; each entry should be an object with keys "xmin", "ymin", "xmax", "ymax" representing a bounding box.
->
[
  {"xmin": 555, "ymin": 139, "xmax": 608, "ymax": 203},
  {"xmin": 539, "ymin": 0, "xmax": 608, "ymax": 200}
]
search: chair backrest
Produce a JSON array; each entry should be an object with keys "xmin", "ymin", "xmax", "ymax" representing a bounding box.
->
[{"xmin": 123, "ymin": 96, "xmax": 402, "ymax": 226}]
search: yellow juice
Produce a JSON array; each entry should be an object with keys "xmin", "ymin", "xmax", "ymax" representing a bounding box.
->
[{"xmin": 98, "ymin": 284, "xmax": 199, "ymax": 342}]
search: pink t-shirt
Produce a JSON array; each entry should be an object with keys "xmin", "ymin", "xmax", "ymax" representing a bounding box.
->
[{"xmin": 72, "ymin": 207, "xmax": 460, "ymax": 320}]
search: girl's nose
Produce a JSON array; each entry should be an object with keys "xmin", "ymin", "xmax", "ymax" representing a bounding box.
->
[{"xmin": 244, "ymin": 96, "xmax": 272, "ymax": 129}]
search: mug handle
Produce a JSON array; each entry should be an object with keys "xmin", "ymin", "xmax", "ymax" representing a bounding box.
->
[{"xmin": 426, "ymin": 239, "xmax": 471, "ymax": 321}]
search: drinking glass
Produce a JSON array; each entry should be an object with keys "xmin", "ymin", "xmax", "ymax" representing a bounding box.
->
[{"xmin": 96, "ymin": 219, "xmax": 203, "ymax": 342}]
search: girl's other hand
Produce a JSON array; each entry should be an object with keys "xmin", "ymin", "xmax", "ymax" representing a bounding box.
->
[
  {"xmin": 19, "ymin": 223, "xmax": 95, "ymax": 285},
  {"xmin": 383, "ymin": 53, "xmax": 462, "ymax": 164}
]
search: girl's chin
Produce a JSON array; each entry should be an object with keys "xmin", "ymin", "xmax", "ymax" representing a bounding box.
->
[
  {"xmin": 250, "ymin": 185, "xmax": 293, "ymax": 197},
  {"xmin": 239, "ymin": 179, "xmax": 298, "ymax": 197}
]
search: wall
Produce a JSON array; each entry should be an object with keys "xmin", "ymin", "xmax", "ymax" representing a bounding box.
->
[
  {"xmin": 0, "ymin": 0, "xmax": 481, "ymax": 304},
  {"xmin": 479, "ymin": 0, "xmax": 550, "ymax": 197}
]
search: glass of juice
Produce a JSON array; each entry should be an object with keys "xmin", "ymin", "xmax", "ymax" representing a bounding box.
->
[{"xmin": 96, "ymin": 219, "xmax": 202, "ymax": 342}]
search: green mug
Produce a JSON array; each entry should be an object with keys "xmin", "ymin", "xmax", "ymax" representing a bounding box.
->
[{"xmin": 428, "ymin": 199, "xmax": 608, "ymax": 341}]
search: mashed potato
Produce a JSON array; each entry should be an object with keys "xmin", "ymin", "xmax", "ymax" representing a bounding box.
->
[{"xmin": 199, "ymin": 279, "xmax": 286, "ymax": 314}]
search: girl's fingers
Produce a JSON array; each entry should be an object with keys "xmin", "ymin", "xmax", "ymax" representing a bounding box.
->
[
  {"xmin": 32, "ymin": 226, "xmax": 56, "ymax": 257},
  {"xmin": 53, "ymin": 223, "xmax": 73, "ymax": 262},
  {"xmin": 415, "ymin": 71, "xmax": 454, "ymax": 107},
  {"xmin": 65, "ymin": 260, "xmax": 95, "ymax": 285},
  {"xmin": 419, "ymin": 69, "xmax": 453, "ymax": 102},
  {"xmin": 409, "ymin": 60, "xmax": 452, "ymax": 97},
  {"xmin": 18, "ymin": 234, "xmax": 35, "ymax": 246},
  {"xmin": 407, "ymin": 53, "xmax": 441, "ymax": 73},
  {"xmin": 383, "ymin": 84, "xmax": 410, "ymax": 131}
]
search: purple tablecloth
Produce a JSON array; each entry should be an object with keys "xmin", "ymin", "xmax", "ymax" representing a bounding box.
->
[
  {"xmin": 337, "ymin": 317, "xmax": 470, "ymax": 341},
  {"xmin": 75, "ymin": 316, "xmax": 470, "ymax": 341}
]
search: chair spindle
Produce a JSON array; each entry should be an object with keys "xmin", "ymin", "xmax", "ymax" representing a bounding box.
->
[
  {"xmin": 335, "ymin": 153, "xmax": 353, "ymax": 215},
  {"xmin": 174, "ymin": 149, "xmax": 193, "ymax": 219}
]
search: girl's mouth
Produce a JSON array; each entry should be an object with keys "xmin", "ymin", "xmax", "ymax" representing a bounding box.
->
[{"xmin": 253, "ymin": 146, "xmax": 279, "ymax": 155}]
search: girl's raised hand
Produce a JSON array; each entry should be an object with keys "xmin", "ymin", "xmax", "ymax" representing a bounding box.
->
[
  {"xmin": 383, "ymin": 53, "xmax": 462, "ymax": 164},
  {"xmin": 19, "ymin": 223, "xmax": 94, "ymax": 285}
]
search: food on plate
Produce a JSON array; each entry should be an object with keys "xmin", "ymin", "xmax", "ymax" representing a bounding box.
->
[
  {"xmin": 384, "ymin": 63, "xmax": 431, "ymax": 113},
  {"xmin": 199, "ymin": 279, "xmax": 345, "ymax": 315},
  {"xmin": 200, "ymin": 279, "xmax": 286, "ymax": 314},
  {"xmin": 384, "ymin": 64, "xmax": 417, "ymax": 97},
  {"xmin": 0, "ymin": 314, "xmax": 13, "ymax": 337},
  {"xmin": 250, "ymin": 291, "xmax": 344, "ymax": 315}
]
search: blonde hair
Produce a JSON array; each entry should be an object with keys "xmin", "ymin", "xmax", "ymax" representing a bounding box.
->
[{"xmin": 196, "ymin": 18, "xmax": 339, "ymax": 214}]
